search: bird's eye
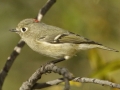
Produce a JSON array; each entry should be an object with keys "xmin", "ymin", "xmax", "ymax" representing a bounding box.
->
[{"xmin": 21, "ymin": 27, "xmax": 28, "ymax": 32}]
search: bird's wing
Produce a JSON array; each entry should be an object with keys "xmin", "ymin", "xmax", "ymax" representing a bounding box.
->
[
  {"xmin": 48, "ymin": 32, "xmax": 101, "ymax": 45},
  {"xmin": 36, "ymin": 31, "xmax": 118, "ymax": 52},
  {"xmin": 35, "ymin": 23, "xmax": 100, "ymax": 44}
]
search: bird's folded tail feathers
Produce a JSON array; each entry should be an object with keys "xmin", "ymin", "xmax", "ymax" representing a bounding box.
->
[
  {"xmin": 95, "ymin": 44, "xmax": 119, "ymax": 52},
  {"xmin": 78, "ymin": 43, "xmax": 119, "ymax": 52}
]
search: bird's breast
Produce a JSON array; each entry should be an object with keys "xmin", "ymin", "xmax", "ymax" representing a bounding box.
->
[{"xmin": 25, "ymin": 39, "xmax": 79, "ymax": 59}]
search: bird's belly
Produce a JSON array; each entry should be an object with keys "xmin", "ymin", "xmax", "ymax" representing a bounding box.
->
[{"xmin": 29, "ymin": 41, "xmax": 78, "ymax": 59}]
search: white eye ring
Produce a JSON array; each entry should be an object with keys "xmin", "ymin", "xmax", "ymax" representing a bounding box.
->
[{"xmin": 21, "ymin": 27, "xmax": 28, "ymax": 33}]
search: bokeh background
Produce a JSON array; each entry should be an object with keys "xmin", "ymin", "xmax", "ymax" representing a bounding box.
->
[{"xmin": 0, "ymin": 0, "xmax": 120, "ymax": 90}]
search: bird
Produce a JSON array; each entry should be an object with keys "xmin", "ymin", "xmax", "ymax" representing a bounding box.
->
[{"xmin": 10, "ymin": 18, "xmax": 119, "ymax": 61}]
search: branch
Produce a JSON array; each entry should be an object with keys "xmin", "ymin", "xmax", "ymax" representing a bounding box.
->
[
  {"xmin": 73, "ymin": 77, "xmax": 120, "ymax": 88},
  {"xmin": 33, "ymin": 78, "xmax": 64, "ymax": 89},
  {"xmin": 37, "ymin": 0, "xmax": 56, "ymax": 21},
  {"xmin": 0, "ymin": 40, "xmax": 25, "ymax": 90},
  {"xmin": 19, "ymin": 63, "xmax": 73, "ymax": 90},
  {"xmin": 32, "ymin": 77, "xmax": 120, "ymax": 89}
]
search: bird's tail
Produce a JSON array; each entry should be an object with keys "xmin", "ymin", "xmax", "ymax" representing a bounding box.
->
[
  {"xmin": 78, "ymin": 43, "xmax": 119, "ymax": 52},
  {"xmin": 94, "ymin": 44, "xmax": 118, "ymax": 52}
]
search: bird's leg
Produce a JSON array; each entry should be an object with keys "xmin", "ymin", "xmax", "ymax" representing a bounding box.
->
[
  {"xmin": 49, "ymin": 58, "xmax": 66, "ymax": 64},
  {"xmin": 40, "ymin": 58, "xmax": 66, "ymax": 74}
]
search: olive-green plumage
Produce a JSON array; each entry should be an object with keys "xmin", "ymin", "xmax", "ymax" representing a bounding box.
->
[{"xmin": 11, "ymin": 18, "xmax": 118, "ymax": 59}]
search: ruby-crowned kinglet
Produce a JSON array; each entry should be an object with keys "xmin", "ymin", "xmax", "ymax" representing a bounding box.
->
[{"xmin": 10, "ymin": 18, "xmax": 118, "ymax": 60}]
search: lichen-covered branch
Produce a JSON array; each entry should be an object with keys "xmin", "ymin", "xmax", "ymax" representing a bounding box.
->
[
  {"xmin": 74, "ymin": 77, "xmax": 120, "ymax": 88},
  {"xmin": 19, "ymin": 63, "xmax": 73, "ymax": 90},
  {"xmin": 32, "ymin": 77, "xmax": 120, "ymax": 89}
]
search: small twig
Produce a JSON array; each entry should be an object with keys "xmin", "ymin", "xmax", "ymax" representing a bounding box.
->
[
  {"xmin": 74, "ymin": 77, "xmax": 120, "ymax": 88},
  {"xmin": 0, "ymin": 40, "xmax": 25, "ymax": 90},
  {"xmin": 19, "ymin": 63, "xmax": 73, "ymax": 90},
  {"xmin": 32, "ymin": 77, "xmax": 120, "ymax": 89},
  {"xmin": 33, "ymin": 78, "xmax": 64, "ymax": 89},
  {"xmin": 64, "ymin": 77, "xmax": 70, "ymax": 90}
]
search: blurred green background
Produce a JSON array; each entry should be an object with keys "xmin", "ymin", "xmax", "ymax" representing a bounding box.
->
[{"xmin": 0, "ymin": 0, "xmax": 120, "ymax": 90}]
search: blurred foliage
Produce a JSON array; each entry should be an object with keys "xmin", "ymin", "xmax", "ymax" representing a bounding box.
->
[
  {"xmin": 0, "ymin": 0, "xmax": 120, "ymax": 90},
  {"xmin": 89, "ymin": 50, "xmax": 120, "ymax": 79}
]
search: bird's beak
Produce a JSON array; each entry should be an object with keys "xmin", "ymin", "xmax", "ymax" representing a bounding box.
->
[{"xmin": 10, "ymin": 29, "xmax": 19, "ymax": 32}]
